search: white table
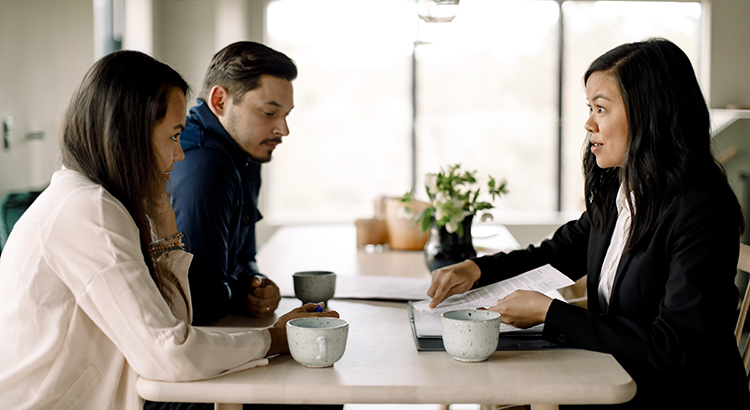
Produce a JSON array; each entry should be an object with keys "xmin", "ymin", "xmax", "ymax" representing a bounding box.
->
[
  {"xmin": 137, "ymin": 298, "xmax": 636, "ymax": 410},
  {"xmin": 137, "ymin": 225, "xmax": 635, "ymax": 409},
  {"xmin": 255, "ymin": 224, "xmax": 520, "ymax": 299}
]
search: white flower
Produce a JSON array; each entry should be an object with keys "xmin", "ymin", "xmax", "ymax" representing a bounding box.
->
[
  {"xmin": 446, "ymin": 220, "xmax": 459, "ymax": 233},
  {"xmin": 435, "ymin": 198, "xmax": 465, "ymax": 232},
  {"xmin": 400, "ymin": 164, "xmax": 507, "ymax": 235},
  {"xmin": 434, "ymin": 191, "xmax": 448, "ymax": 205},
  {"xmin": 445, "ymin": 209, "xmax": 468, "ymax": 233},
  {"xmin": 425, "ymin": 173, "xmax": 438, "ymax": 195}
]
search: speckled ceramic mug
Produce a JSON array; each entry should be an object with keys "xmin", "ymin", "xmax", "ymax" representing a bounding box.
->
[
  {"xmin": 441, "ymin": 309, "xmax": 501, "ymax": 362},
  {"xmin": 293, "ymin": 271, "xmax": 336, "ymax": 304},
  {"xmin": 287, "ymin": 317, "xmax": 349, "ymax": 368}
]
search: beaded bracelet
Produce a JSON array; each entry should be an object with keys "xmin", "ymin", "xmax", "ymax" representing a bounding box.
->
[
  {"xmin": 150, "ymin": 232, "xmax": 183, "ymax": 247},
  {"xmin": 150, "ymin": 244, "xmax": 185, "ymax": 257}
]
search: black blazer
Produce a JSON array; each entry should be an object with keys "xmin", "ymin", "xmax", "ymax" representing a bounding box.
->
[{"xmin": 473, "ymin": 187, "xmax": 749, "ymax": 409}]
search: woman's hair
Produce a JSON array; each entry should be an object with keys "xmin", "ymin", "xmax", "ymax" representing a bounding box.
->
[
  {"xmin": 61, "ymin": 50, "xmax": 189, "ymax": 303},
  {"xmin": 198, "ymin": 41, "xmax": 297, "ymax": 102},
  {"xmin": 583, "ymin": 38, "xmax": 743, "ymax": 251}
]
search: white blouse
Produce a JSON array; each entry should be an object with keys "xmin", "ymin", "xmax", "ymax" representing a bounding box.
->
[
  {"xmin": 597, "ymin": 184, "xmax": 633, "ymax": 310},
  {"xmin": 0, "ymin": 169, "xmax": 270, "ymax": 410}
]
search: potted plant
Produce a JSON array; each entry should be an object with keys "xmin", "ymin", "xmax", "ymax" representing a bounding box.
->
[{"xmin": 401, "ymin": 164, "xmax": 508, "ymax": 271}]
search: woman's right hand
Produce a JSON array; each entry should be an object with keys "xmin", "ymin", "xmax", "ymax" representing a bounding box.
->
[
  {"xmin": 426, "ymin": 259, "xmax": 482, "ymax": 308},
  {"xmin": 266, "ymin": 303, "xmax": 339, "ymax": 357}
]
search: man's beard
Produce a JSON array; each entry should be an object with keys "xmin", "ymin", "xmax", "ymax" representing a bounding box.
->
[{"xmin": 247, "ymin": 137, "xmax": 282, "ymax": 163}]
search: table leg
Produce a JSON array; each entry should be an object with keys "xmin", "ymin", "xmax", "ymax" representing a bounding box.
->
[
  {"xmin": 530, "ymin": 405, "xmax": 559, "ymax": 410},
  {"xmin": 214, "ymin": 403, "xmax": 242, "ymax": 410}
]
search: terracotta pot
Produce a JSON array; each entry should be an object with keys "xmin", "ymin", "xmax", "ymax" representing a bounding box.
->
[
  {"xmin": 384, "ymin": 197, "xmax": 430, "ymax": 250},
  {"xmin": 354, "ymin": 218, "xmax": 388, "ymax": 247}
]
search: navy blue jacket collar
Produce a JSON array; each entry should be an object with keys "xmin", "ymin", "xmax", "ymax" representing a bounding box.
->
[{"xmin": 182, "ymin": 99, "xmax": 253, "ymax": 170}]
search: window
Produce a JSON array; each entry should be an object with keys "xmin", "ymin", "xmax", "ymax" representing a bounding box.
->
[
  {"xmin": 264, "ymin": 0, "xmax": 704, "ymax": 224},
  {"xmin": 265, "ymin": 0, "xmax": 414, "ymax": 223},
  {"xmin": 414, "ymin": 1, "xmax": 560, "ymax": 216}
]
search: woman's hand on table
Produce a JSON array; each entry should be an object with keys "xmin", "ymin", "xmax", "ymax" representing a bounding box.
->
[
  {"xmin": 487, "ymin": 290, "xmax": 552, "ymax": 329},
  {"xmin": 427, "ymin": 259, "xmax": 482, "ymax": 308},
  {"xmin": 266, "ymin": 303, "xmax": 339, "ymax": 357}
]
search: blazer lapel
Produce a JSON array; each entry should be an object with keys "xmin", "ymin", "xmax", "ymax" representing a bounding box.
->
[{"xmin": 608, "ymin": 251, "xmax": 633, "ymax": 311}]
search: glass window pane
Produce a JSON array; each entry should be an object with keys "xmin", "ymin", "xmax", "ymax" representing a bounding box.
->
[
  {"xmin": 561, "ymin": 1, "xmax": 703, "ymax": 212},
  {"xmin": 265, "ymin": 0, "xmax": 415, "ymax": 223},
  {"xmin": 415, "ymin": 0, "xmax": 561, "ymax": 216},
  {"xmin": 264, "ymin": 0, "xmax": 704, "ymax": 223}
]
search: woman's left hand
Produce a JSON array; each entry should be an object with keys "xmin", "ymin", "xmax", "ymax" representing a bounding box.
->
[{"xmin": 487, "ymin": 290, "xmax": 553, "ymax": 329}]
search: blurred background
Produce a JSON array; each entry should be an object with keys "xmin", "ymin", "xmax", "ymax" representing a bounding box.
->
[{"xmin": 1, "ymin": 0, "xmax": 750, "ymax": 248}]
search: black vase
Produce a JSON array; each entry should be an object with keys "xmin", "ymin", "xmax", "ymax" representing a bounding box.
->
[{"xmin": 424, "ymin": 215, "xmax": 476, "ymax": 272}]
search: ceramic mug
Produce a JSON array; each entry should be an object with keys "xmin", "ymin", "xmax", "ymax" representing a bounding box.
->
[
  {"xmin": 287, "ymin": 317, "xmax": 349, "ymax": 368},
  {"xmin": 293, "ymin": 271, "xmax": 336, "ymax": 304},
  {"xmin": 441, "ymin": 309, "xmax": 501, "ymax": 362}
]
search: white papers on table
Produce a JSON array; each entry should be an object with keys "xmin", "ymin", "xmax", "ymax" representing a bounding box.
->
[
  {"xmin": 280, "ymin": 275, "xmax": 432, "ymax": 301},
  {"xmin": 411, "ymin": 264, "xmax": 573, "ymax": 314},
  {"xmin": 335, "ymin": 275, "xmax": 431, "ymax": 300},
  {"xmin": 409, "ymin": 264, "xmax": 574, "ymax": 337}
]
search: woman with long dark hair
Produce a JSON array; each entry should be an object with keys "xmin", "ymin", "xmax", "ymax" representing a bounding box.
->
[
  {"xmin": 427, "ymin": 38, "xmax": 750, "ymax": 408},
  {"xmin": 0, "ymin": 51, "xmax": 334, "ymax": 410}
]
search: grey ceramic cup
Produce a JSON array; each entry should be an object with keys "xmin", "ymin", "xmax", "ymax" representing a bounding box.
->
[
  {"xmin": 441, "ymin": 309, "xmax": 501, "ymax": 362},
  {"xmin": 293, "ymin": 271, "xmax": 336, "ymax": 304},
  {"xmin": 287, "ymin": 317, "xmax": 349, "ymax": 368}
]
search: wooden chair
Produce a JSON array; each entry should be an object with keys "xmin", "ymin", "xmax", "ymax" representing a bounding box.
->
[{"xmin": 735, "ymin": 243, "xmax": 750, "ymax": 390}]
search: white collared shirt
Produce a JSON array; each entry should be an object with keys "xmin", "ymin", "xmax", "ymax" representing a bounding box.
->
[
  {"xmin": 598, "ymin": 184, "xmax": 634, "ymax": 310},
  {"xmin": 0, "ymin": 169, "xmax": 270, "ymax": 410}
]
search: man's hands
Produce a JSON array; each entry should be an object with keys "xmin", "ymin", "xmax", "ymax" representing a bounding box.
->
[
  {"xmin": 266, "ymin": 303, "xmax": 339, "ymax": 357},
  {"xmin": 247, "ymin": 276, "xmax": 281, "ymax": 317},
  {"xmin": 427, "ymin": 259, "xmax": 482, "ymax": 308}
]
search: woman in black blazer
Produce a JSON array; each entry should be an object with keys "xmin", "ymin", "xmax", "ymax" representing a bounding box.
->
[{"xmin": 427, "ymin": 38, "xmax": 750, "ymax": 409}]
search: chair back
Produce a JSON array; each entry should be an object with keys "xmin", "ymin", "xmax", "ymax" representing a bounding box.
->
[
  {"xmin": 1, "ymin": 190, "xmax": 44, "ymax": 254},
  {"xmin": 734, "ymin": 243, "xmax": 750, "ymax": 389}
]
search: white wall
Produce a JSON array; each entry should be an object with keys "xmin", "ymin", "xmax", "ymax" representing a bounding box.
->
[
  {"xmin": 151, "ymin": 0, "xmax": 266, "ymax": 107},
  {"xmin": 709, "ymin": 0, "xmax": 750, "ymax": 108},
  {"xmin": 0, "ymin": 0, "xmax": 269, "ymax": 201},
  {"xmin": 0, "ymin": 0, "xmax": 94, "ymax": 200}
]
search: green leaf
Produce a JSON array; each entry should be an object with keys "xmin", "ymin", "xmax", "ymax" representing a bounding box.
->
[
  {"xmin": 455, "ymin": 221, "xmax": 464, "ymax": 237},
  {"xmin": 413, "ymin": 208, "xmax": 427, "ymax": 229},
  {"xmin": 421, "ymin": 164, "xmax": 508, "ymax": 226},
  {"xmin": 420, "ymin": 208, "xmax": 434, "ymax": 232}
]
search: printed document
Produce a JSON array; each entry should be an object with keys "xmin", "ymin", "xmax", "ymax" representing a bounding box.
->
[{"xmin": 409, "ymin": 264, "xmax": 574, "ymax": 337}]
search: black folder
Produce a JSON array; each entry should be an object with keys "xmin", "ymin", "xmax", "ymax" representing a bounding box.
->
[{"xmin": 406, "ymin": 301, "xmax": 564, "ymax": 351}]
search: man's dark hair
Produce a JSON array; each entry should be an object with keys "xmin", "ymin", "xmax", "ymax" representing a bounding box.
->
[{"xmin": 199, "ymin": 41, "xmax": 297, "ymax": 102}]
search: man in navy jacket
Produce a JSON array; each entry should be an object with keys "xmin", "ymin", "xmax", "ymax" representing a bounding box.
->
[{"xmin": 169, "ymin": 42, "xmax": 296, "ymax": 325}]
